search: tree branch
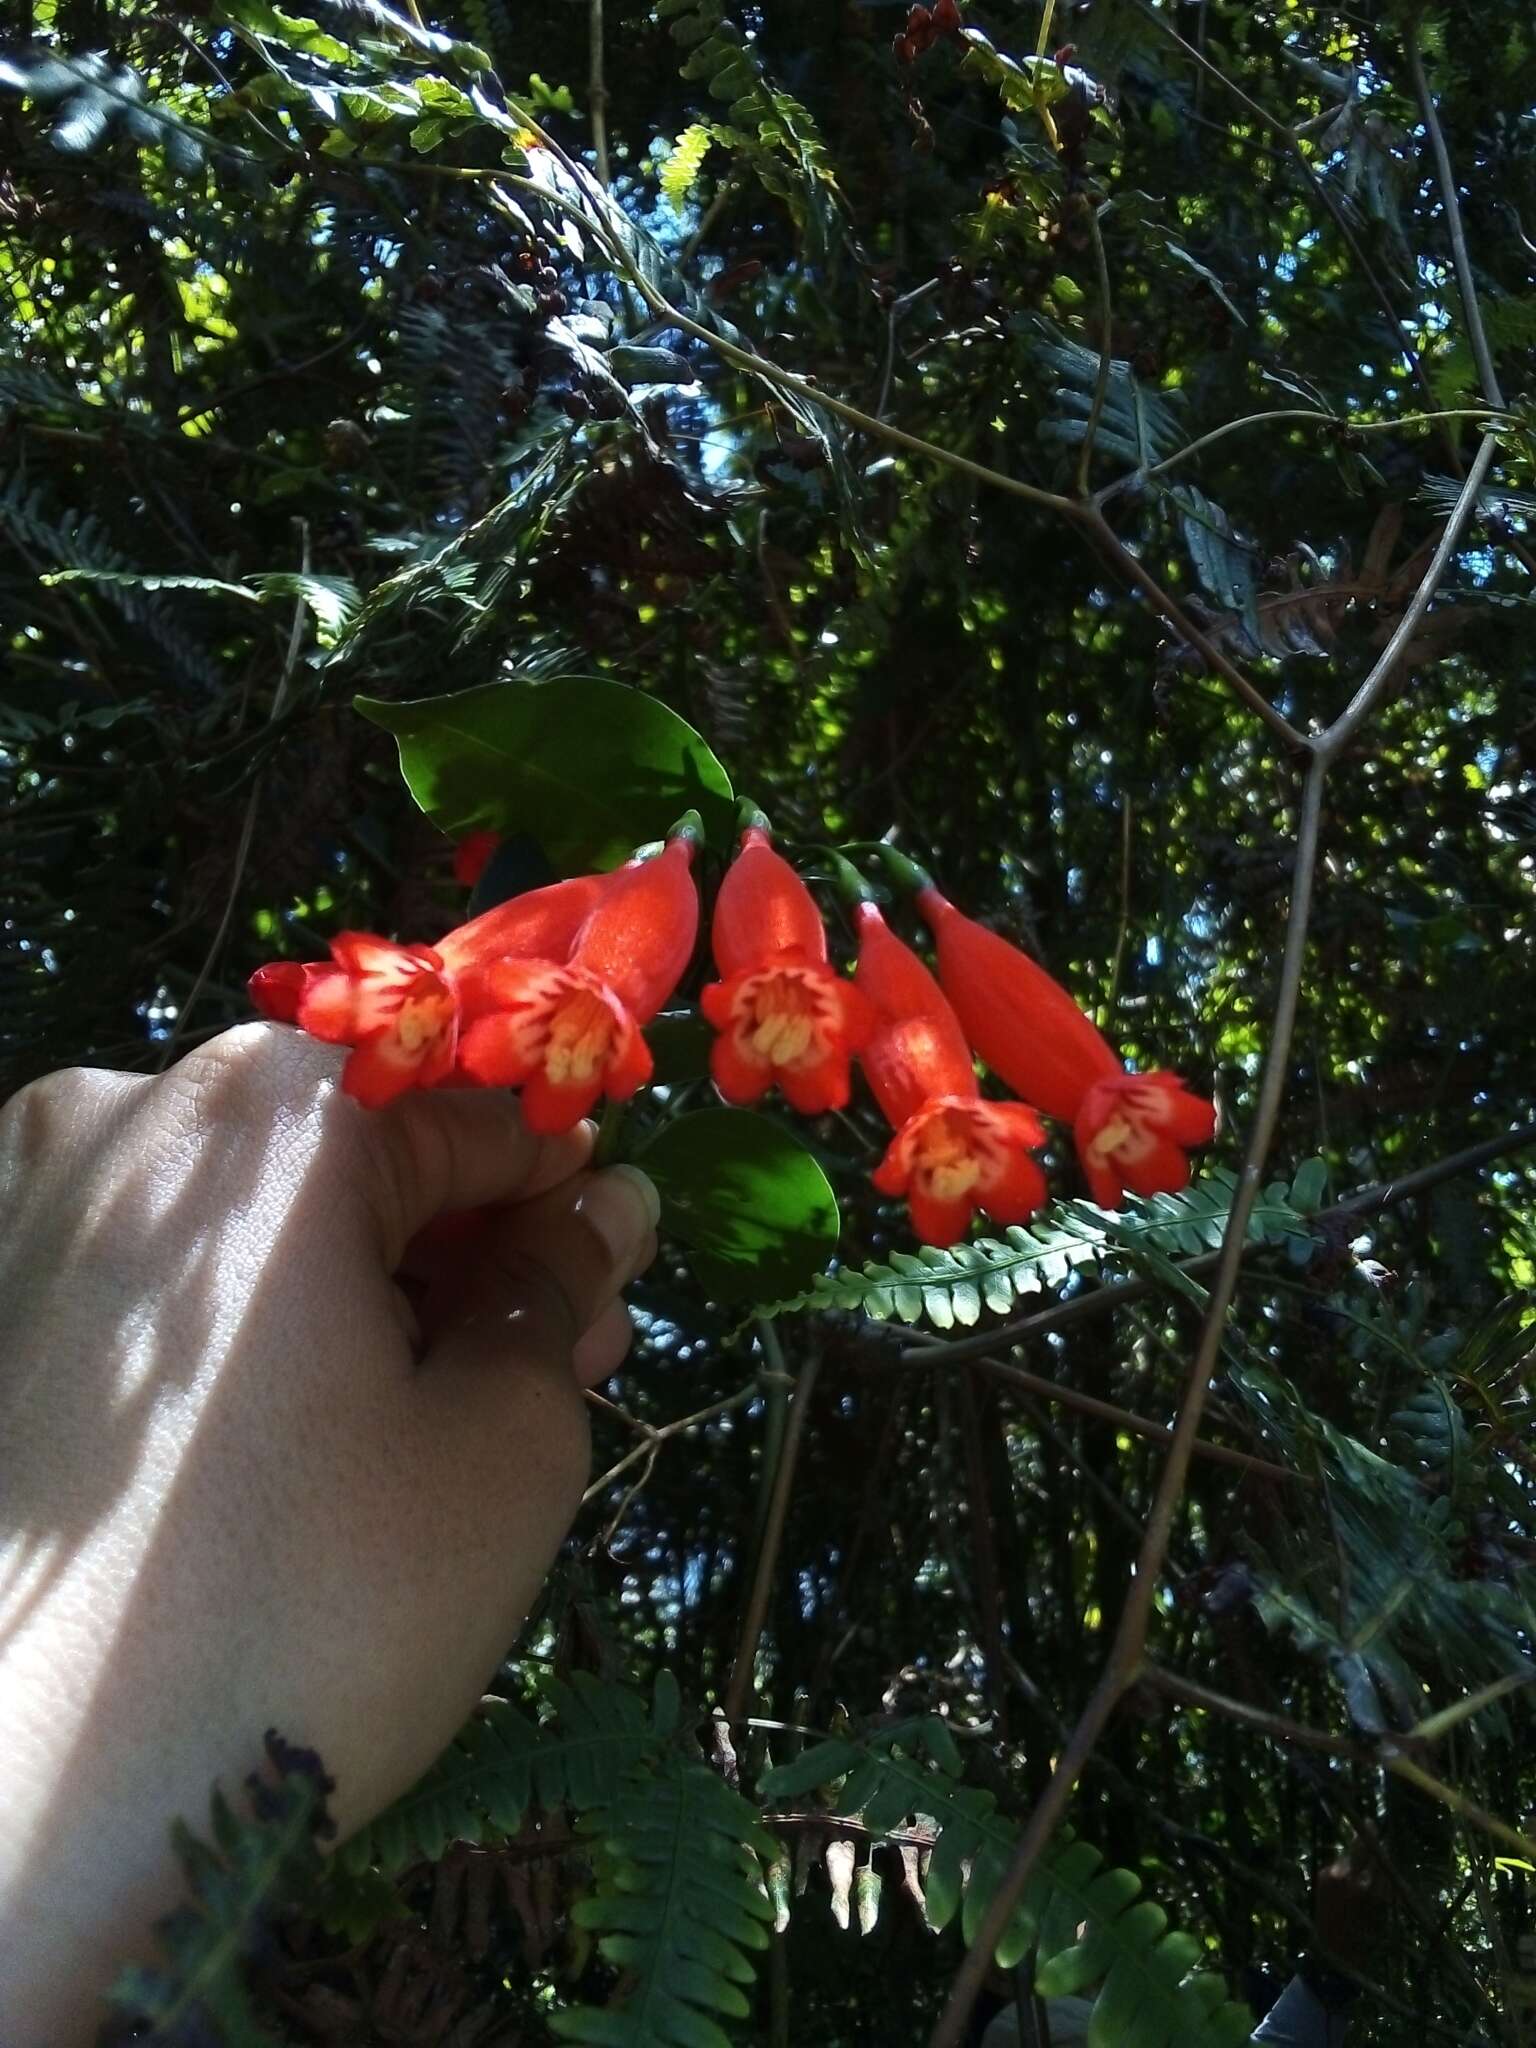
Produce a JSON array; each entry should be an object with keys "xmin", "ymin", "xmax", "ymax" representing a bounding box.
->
[{"xmin": 1407, "ymin": 29, "xmax": 1505, "ymax": 411}]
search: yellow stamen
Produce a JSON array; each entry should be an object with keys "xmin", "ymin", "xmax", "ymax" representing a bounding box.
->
[
  {"xmin": 740, "ymin": 969, "xmax": 829, "ymax": 1070},
  {"xmin": 396, "ymin": 992, "xmax": 450, "ymax": 1055},
  {"xmin": 546, "ymin": 987, "xmax": 615, "ymax": 1085}
]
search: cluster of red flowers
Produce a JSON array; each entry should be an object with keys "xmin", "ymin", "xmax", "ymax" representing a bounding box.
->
[
  {"xmin": 249, "ymin": 814, "xmax": 1214, "ymax": 1245},
  {"xmin": 893, "ymin": 0, "xmax": 963, "ymax": 66}
]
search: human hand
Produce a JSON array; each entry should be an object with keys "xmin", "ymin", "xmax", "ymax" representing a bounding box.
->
[{"xmin": 0, "ymin": 1024, "xmax": 659, "ymax": 2045}]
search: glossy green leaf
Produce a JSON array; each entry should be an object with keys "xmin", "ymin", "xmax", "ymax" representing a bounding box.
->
[
  {"xmin": 355, "ymin": 678, "xmax": 734, "ymax": 874},
  {"xmin": 639, "ymin": 1109, "xmax": 839, "ymax": 1305}
]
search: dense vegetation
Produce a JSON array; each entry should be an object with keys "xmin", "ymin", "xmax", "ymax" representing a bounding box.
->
[{"xmin": 5, "ymin": 0, "xmax": 1536, "ymax": 2040}]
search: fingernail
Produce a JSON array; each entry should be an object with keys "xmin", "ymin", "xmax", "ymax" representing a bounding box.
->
[{"xmin": 578, "ymin": 1164, "xmax": 662, "ymax": 1268}]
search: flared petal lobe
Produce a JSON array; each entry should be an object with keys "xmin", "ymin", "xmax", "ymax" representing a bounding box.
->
[
  {"xmin": 917, "ymin": 887, "xmax": 1120, "ymax": 1119},
  {"xmin": 702, "ymin": 827, "xmax": 870, "ymax": 1112},
  {"xmin": 1074, "ymin": 1070, "xmax": 1217, "ymax": 1209},
  {"xmin": 248, "ymin": 960, "xmax": 326, "ymax": 1025},
  {"xmin": 273, "ymin": 933, "xmax": 461, "ymax": 1108},
  {"xmin": 872, "ymin": 1096, "xmax": 1048, "ymax": 1246},
  {"xmin": 457, "ymin": 960, "xmax": 653, "ymax": 1133},
  {"xmin": 702, "ymin": 962, "xmax": 873, "ymax": 1113}
]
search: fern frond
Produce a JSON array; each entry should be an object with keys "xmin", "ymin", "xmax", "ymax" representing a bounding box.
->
[
  {"xmin": 555, "ymin": 1756, "xmax": 777, "ymax": 2048},
  {"xmin": 761, "ymin": 1722, "xmax": 1254, "ymax": 2048},
  {"xmin": 1, "ymin": 473, "xmax": 219, "ymax": 686},
  {"xmin": 659, "ymin": 0, "xmax": 842, "ymax": 249},
  {"xmin": 758, "ymin": 1167, "xmax": 1313, "ymax": 1330},
  {"xmin": 662, "ymin": 123, "xmax": 713, "ymax": 212},
  {"xmin": 338, "ymin": 1671, "xmax": 671, "ymax": 1876},
  {"xmin": 109, "ymin": 1733, "xmax": 332, "ymax": 2045},
  {"xmin": 1035, "ymin": 326, "xmax": 1187, "ymax": 474}
]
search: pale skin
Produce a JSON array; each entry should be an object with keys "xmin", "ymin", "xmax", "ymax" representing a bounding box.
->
[{"xmin": 0, "ymin": 1023, "xmax": 662, "ymax": 2045}]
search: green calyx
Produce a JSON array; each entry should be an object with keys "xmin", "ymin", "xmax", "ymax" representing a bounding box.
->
[
  {"xmin": 824, "ymin": 851, "xmax": 882, "ymax": 908},
  {"xmin": 665, "ymin": 808, "xmax": 706, "ymax": 849},
  {"xmin": 870, "ymin": 842, "xmax": 936, "ymax": 895}
]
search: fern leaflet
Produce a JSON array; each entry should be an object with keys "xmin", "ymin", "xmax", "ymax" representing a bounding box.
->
[
  {"xmin": 661, "ymin": 123, "xmax": 713, "ymax": 212},
  {"xmin": 761, "ymin": 1721, "xmax": 1255, "ymax": 2048},
  {"xmin": 336, "ymin": 1670, "xmax": 672, "ymax": 1876},
  {"xmin": 758, "ymin": 1166, "xmax": 1315, "ymax": 1330},
  {"xmin": 554, "ymin": 1756, "xmax": 777, "ymax": 2048}
]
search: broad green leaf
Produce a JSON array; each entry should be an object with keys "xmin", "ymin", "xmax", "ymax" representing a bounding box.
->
[
  {"xmin": 355, "ymin": 678, "xmax": 735, "ymax": 874},
  {"xmin": 639, "ymin": 1110, "xmax": 839, "ymax": 1305},
  {"xmin": 1288, "ymin": 1155, "xmax": 1329, "ymax": 1212}
]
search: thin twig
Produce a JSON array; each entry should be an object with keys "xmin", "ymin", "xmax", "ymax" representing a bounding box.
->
[
  {"xmin": 159, "ymin": 521, "xmax": 310, "ymax": 1064},
  {"xmin": 1075, "ymin": 203, "xmax": 1114, "ymax": 498},
  {"xmin": 1327, "ymin": 433, "xmax": 1498, "ymax": 748},
  {"xmin": 1101, "ymin": 793, "xmax": 1134, "ymax": 1027},
  {"xmin": 1407, "ymin": 30, "xmax": 1506, "ymax": 412},
  {"xmin": 1096, "ymin": 405, "xmax": 1504, "ymax": 504},
  {"xmin": 957, "ymin": 1352, "xmax": 1303, "ymax": 1485},
  {"xmin": 581, "ymin": 1381, "xmax": 760, "ymax": 1504},
  {"xmin": 723, "ymin": 1349, "xmax": 823, "ymax": 1728},
  {"xmin": 1077, "ymin": 502, "xmax": 1305, "ymax": 749},
  {"xmin": 588, "ymin": 0, "xmax": 610, "ymax": 188}
]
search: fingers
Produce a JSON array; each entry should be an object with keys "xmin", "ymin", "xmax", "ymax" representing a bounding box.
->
[
  {"xmin": 364, "ymin": 1087, "xmax": 597, "ymax": 1263},
  {"xmin": 418, "ymin": 1163, "xmax": 660, "ymax": 1389},
  {"xmin": 572, "ymin": 1299, "xmax": 637, "ymax": 1387}
]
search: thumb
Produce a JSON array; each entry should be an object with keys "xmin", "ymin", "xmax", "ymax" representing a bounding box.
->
[
  {"xmin": 418, "ymin": 1163, "xmax": 661, "ymax": 1393},
  {"xmin": 361, "ymin": 1086, "xmax": 596, "ymax": 1262}
]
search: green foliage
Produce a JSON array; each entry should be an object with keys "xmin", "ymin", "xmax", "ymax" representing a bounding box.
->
[
  {"xmin": 338, "ymin": 1673, "xmax": 674, "ymax": 1876},
  {"xmin": 657, "ymin": 0, "xmax": 843, "ymax": 247},
  {"xmin": 110, "ymin": 1738, "xmax": 332, "ymax": 2045},
  {"xmin": 661, "ymin": 123, "xmax": 714, "ymax": 212},
  {"xmin": 640, "ymin": 1108, "xmax": 842, "ymax": 1305},
  {"xmin": 762, "ymin": 1168, "xmax": 1314, "ymax": 1330},
  {"xmin": 8, "ymin": 0, "xmax": 1536, "ymax": 2036},
  {"xmin": 1035, "ymin": 328, "xmax": 1186, "ymax": 476},
  {"xmin": 761, "ymin": 1721, "xmax": 1255, "ymax": 2046},
  {"xmin": 958, "ymin": 29, "xmax": 1073, "ymax": 115},
  {"xmin": 338, "ymin": 1673, "xmax": 779, "ymax": 2048},
  {"xmin": 556, "ymin": 1757, "xmax": 777, "ymax": 2047},
  {"xmin": 356, "ymin": 678, "xmax": 736, "ymax": 872}
]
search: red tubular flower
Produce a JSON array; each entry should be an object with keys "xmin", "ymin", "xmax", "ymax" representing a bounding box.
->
[
  {"xmin": 917, "ymin": 886, "xmax": 1119, "ymax": 1118},
  {"xmin": 437, "ymin": 869, "xmax": 623, "ymax": 1021},
  {"xmin": 1075, "ymin": 1071, "xmax": 1218, "ymax": 1209},
  {"xmin": 248, "ymin": 960, "xmax": 326, "ymax": 1025},
  {"xmin": 295, "ymin": 934, "xmax": 460, "ymax": 1108},
  {"xmin": 916, "ymin": 885, "xmax": 1215, "ymax": 1207},
  {"xmin": 452, "ymin": 828, "xmax": 502, "ymax": 889},
  {"xmin": 854, "ymin": 903, "xmax": 1046, "ymax": 1246},
  {"xmin": 458, "ymin": 837, "xmax": 699, "ymax": 1133},
  {"xmin": 700, "ymin": 826, "xmax": 873, "ymax": 1115}
]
